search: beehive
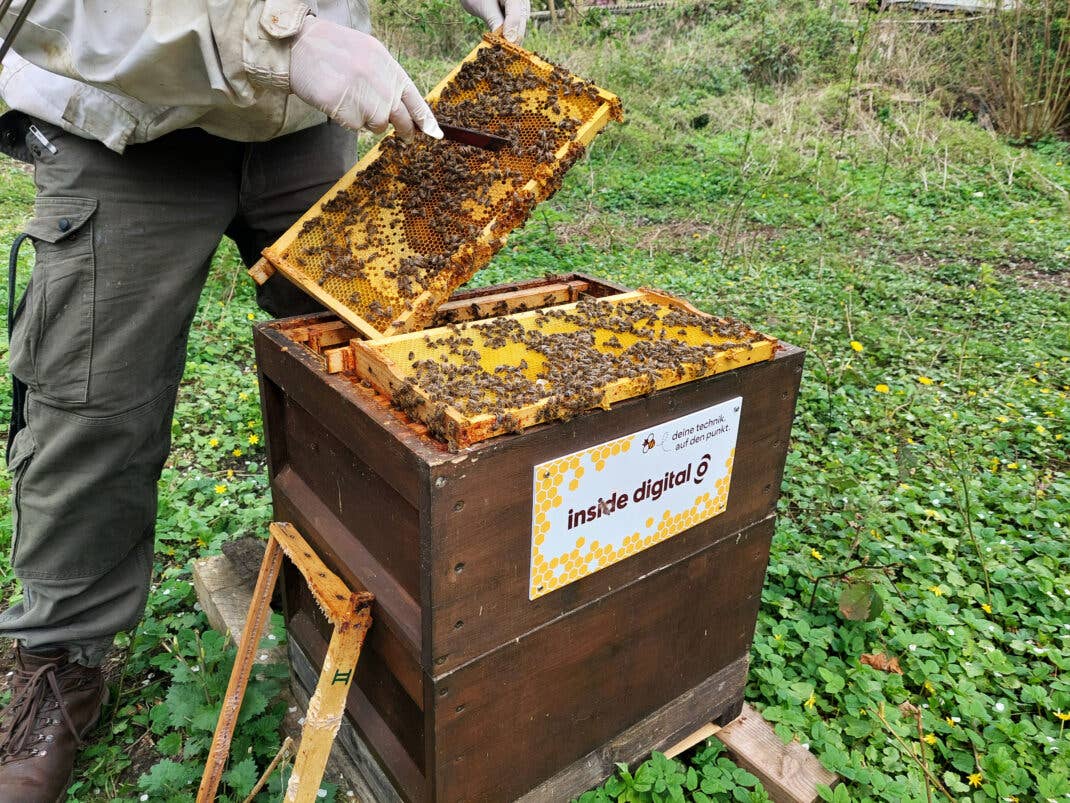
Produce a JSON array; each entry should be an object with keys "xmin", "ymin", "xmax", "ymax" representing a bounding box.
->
[
  {"xmin": 261, "ymin": 34, "xmax": 622, "ymax": 338},
  {"xmin": 343, "ymin": 290, "xmax": 778, "ymax": 448},
  {"xmin": 253, "ymin": 274, "xmax": 806, "ymax": 801}
]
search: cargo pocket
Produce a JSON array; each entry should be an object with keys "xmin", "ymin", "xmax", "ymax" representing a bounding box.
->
[
  {"xmin": 6, "ymin": 423, "xmax": 36, "ymax": 564},
  {"xmin": 11, "ymin": 197, "xmax": 98, "ymax": 405}
]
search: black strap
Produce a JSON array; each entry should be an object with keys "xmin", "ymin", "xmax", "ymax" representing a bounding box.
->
[
  {"xmin": 0, "ymin": 0, "xmax": 39, "ymax": 64},
  {"xmin": 7, "ymin": 232, "xmax": 30, "ymax": 463}
]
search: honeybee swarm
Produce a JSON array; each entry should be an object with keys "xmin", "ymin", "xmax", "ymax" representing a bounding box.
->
[
  {"xmin": 388, "ymin": 298, "xmax": 767, "ymax": 442},
  {"xmin": 283, "ymin": 40, "xmax": 622, "ymax": 333}
]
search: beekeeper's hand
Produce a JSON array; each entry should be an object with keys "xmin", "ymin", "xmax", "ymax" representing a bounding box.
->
[
  {"xmin": 289, "ymin": 16, "xmax": 443, "ymax": 141},
  {"xmin": 459, "ymin": 0, "xmax": 531, "ymax": 43}
]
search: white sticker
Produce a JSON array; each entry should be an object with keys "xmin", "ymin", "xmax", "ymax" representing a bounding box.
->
[{"xmin": 530, "ymin": 397, "xmax": 742, "ymax": 599}]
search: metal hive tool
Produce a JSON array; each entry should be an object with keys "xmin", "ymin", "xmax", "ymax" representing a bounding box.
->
[
  {"xmin": 344, "ymin": 290, "xmax": 779, "ymax": 449},
  {"xmin": 261, "ymin": 33, "xmax": 624, "ymax": 339}
]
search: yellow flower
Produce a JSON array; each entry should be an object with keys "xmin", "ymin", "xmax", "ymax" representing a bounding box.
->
[
  {"xmin": 945, "ymin": 716, "xmax": 956, "ymax": 727},
  {"xmin": 810, "ymin": 548, "xmax": 823, "ymax": 560},
  {"xmin": 918, "ymin": 376, "xmax": 934, "ymax": 385},
  {"xmin": 804, "ymin": 692, "xmax": 816, "ymax": 710},
  {"xmin": 850, "ymin": 340, "xmax": 864, "ymax": 352},
  {"xmin": 1035, "ymin": 425, "xmax": 1047, "ymax": 434},
  {"xmin": 226, "ymin": 469, "xmax": 234, "ymax": 479},
  {"xmin": 1055, "ymin": 711, "xmax": 1070, "ymax": 722},
  {"xmin": 248, "ymin": 434, "xmax": 260, "ymax": 445},
  {"xmin": 246, "ymin": 312, "xmax": 255, "ymax": 320},
  {"xmin": 981, "ymin": 603, "xmax": 992, "ymax": 614},
  {"xmin": 773, "ymin": 633, "xmax": 783, "ymax": 641},
  {"xmin": 928, "ymin": 585, "xmax": 943, "ymax": 596},
  {"xmin": 924, "ymin": 680, "xmax": 935, "ymax": 694},
  {"xmin": 875, "ymin": 384, "xmax": 890, "ymax": 393},
  {"xmin": 1006, "ymin": 462, "xmax": 1018, "ymax": 470},
  {"xmin": 996, "ymin": 415, "xmax": 1009, "ymax": 423},
  {"xmin": 967, "ymin": 772, "xmax": 982, "ymax": 788},
  {"xmin": 214, "ymin": 484, "xmax": 226, "ymax": 494},
  {"xmin": 923, "ymin": 733, "xmax": 937, "ymax": 745},
  {"xmin": 232, "ymin": 448, "xmax": 243, "ymax": 458},
  {"xmin": 238, "ymin": 392, "xmax": 249, "ymax": 401},
  {"xmin": 208, "ymin": 438, "xmax": 220, "ymax": 448}
]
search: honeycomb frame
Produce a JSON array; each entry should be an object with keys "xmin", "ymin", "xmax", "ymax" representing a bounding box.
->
[
  {"xmin": 345, "ymin": 290, "xmax": 779, "ymax": 450},
  {"xmin": 261, "ymin": 33, "xmax": 623, "ymax": 340}
]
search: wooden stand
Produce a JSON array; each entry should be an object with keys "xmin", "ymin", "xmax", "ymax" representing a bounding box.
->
[{"xmin": 198, "ymin": 522, "xmax": 374, "ymax": 803}]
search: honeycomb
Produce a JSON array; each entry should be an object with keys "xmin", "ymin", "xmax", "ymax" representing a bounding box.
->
[
  {"xmin": 351, "ymin": 291, "xmax": 778, "ymax": 449},
  {"xmin": 263, "ymin": 33, "xmax": 623, "ymax": 337}
]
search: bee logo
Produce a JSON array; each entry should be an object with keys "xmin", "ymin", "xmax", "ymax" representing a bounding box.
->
[{"xmin": 642, "ymin": 435, "xmax": 656, "ymax": 453}]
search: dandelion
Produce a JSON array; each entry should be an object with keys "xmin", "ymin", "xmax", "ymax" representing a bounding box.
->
[
  {"xmin": 804, "ymin": 692, "xmax": 816, "ymax": 709},
  {"xmin": 232, "ymin": 448, "xmax": 243, "ymax": 458},
  {"xmin": 214, "ymin": 484, "xmax": 226, "ymax": 495},
  {"xmin": 928, "ymin": 585, "xmax": 943, "ymax": 596},
  {"xmin": 248, "ymin": 434, "xmax": 260, "ymax": 445},
  {"xmin": 918, "ymin": 376, "xmax": 934, "ymax": 385},
  {"xmin": 967, "ymin": 772, "xmax": 983, "ymax": 788},
  {"xmin": 982, "ymin": 603, "xmax": 992, "ymax": 614},
  {"xmin": 209, "ymin": 437, "xmax": 220, "ymax": 448},
  {"xmin": 850, "ymin": 341, "xmax": 864, "ymax": 352},
  {"xmin": 923, "ymin": 733, "xmax": 937, "ymax": 745},
  {"xmin": 810, "ymin": 548, "xmax": 823, "ymax": 560},
  {"xmin": 875, "ymin": 384, "xmax": 890, "ymax": 393}
]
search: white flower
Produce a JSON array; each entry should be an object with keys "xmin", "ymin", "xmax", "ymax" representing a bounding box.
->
[
  {"xmin": 908, "ymin": 644, "xmax": 917, "ymax": 651},
  {"xmin": 948, "ymin": 628, "xmax": 955, "ymax": 636},
  {"xmin": 140, "ymin": 796, "xmax": 149, "ymax": 802},
  {"xmin": 994, "ymin": 702, "xmax": 1005, "ymax": 712},
  {"xmin": 190, "ymin": 666, "xmax": 199, "ymax": 673},
  {"xmin": 318, "ymin": 790, "xmax": 328, "ymax": 799}
]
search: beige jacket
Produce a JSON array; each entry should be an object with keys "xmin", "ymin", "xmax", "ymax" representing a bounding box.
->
[{"xmin": 0, "ymin": 0, "xmax": 371, "ymax": 152}]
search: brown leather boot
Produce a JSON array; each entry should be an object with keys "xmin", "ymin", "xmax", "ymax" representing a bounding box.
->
[{"xmin": 0, "ymin": 646, "xmax": 109, "ymax": 803}]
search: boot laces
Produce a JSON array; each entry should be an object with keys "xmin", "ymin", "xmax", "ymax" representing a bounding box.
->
[{"xmin": 0, "ymin": 662, "xmax": 82, "ymax": 759}]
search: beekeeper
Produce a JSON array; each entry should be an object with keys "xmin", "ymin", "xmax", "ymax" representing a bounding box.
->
[{"xmin": 0, "ymin": 2, "xmax": 529, "ymax": 799}]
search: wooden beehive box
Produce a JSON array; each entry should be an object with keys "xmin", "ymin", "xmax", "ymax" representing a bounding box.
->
[{"xmin": 254, "ymin": 274, "xmax": 804, "ymax": 802}]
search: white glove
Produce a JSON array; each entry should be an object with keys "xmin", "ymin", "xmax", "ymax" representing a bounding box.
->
[
  {"xmin": 460, "ymin": 0, "xmax": 531, "ymax": 43},
  {"xmin": 289, "ymin": 16, "xmax": 443, "ymax": 141}
]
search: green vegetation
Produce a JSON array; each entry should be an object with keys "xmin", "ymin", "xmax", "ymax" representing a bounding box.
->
[{"xmin": 2, "ymin": 0, "xmax": 1069, "ymax": 799}]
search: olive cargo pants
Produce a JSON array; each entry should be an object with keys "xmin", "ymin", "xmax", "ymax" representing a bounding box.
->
[{"xmin": 0, "ymin": 115, "xmax": 355, "ymax": 665}]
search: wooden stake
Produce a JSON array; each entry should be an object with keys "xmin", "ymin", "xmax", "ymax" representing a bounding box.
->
[
  {"xmin": 197, "ymin": 536, "xmax": 284, "ymax": 802},
  {"xmin": 241, "ymin": 736, "xmax": 294, "ymax": 803}
]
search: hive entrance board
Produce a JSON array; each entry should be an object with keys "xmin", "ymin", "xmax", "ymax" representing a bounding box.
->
[
  {"xmin": 261, "ymin": 33, "xmax": 622, "ymax": 339},
  {"xmin": 333, "ymin": 290, "xmax": 778, "ymax": 449}
]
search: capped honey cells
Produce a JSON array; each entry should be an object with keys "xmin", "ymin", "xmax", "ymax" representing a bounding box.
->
[
  {"xmin": 351, "ymin": 291, "xmax": 778, "ymax": 449},
  {"xmin": 265, "ymin": 34, "xmax": 623, "ymax": 337}
]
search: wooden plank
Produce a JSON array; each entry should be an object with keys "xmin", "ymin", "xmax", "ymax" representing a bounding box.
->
[
  {"xmin": 663, "ymin": 722, "xmax": 722, "ymax": 759},
  {"xmin": 248, "ymin": 257, "xmax": 276, "ymax": 285},
  {"xmin": 286, "ymin": 592, "xmax": 374, "ymax": 803},
  {"xmin": 434, "ymin": 280, "xmax": 589, "ymax": 323},
  {"xmin": 517, "ymin": 656, "xmax": 747, "ymax": 803},
  {"xmin": 290, "ymin": 634, "xmax": 425, "ymax": 802},
  {"xmin": 271, "ymin": 522, "xmax": 362, "ymax": 624},
  {"xmin": 427, "ymin": 348, "xmax": 804, "ymax": 673},
  {"xmin": 430, "ymin": 517, "xmax": 772, "ymax": 801},
  {"xmin": 198, "ymin": 536, "xmax": 284, "ymax": 802},
  {"xmin": 715, "ymin": 704, "xmax": 839, "ymax": 803}
]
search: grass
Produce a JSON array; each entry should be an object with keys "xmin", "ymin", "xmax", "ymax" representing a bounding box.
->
[{"xmin": 1, "ymin": 1, "xmax": 1069, "ymax": 799}]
